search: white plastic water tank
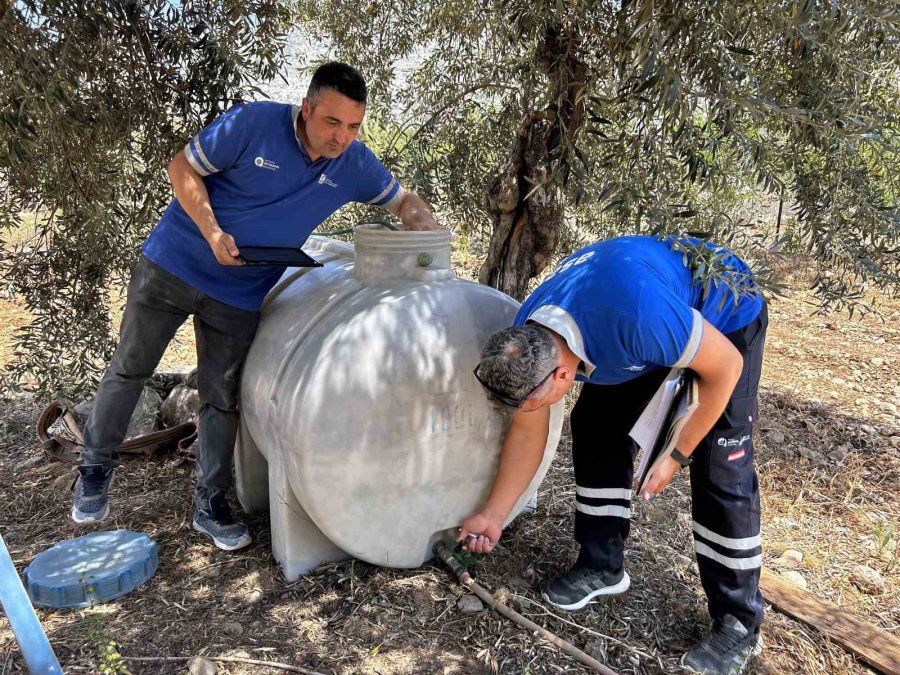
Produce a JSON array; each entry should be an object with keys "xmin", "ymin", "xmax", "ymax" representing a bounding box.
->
[{"xmin": 235, "ymin": 226, "xmax": 564, "ymax": 581}]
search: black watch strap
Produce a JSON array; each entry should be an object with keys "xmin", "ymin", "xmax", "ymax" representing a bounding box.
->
[{"xmin": 670, "ymin": 448, "xmax": 693, "ymax": 467}]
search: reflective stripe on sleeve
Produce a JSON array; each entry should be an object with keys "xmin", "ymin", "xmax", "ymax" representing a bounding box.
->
[
  {"xmin": 368, "ymin": 178, "xmax": 400, "ymax": 206},
  {"xmin": 674, "ymin": 308, "xmax": 704, "ymax": 368},
  {"xmin": 188, "ymin": 137, "xmax": 219, "ymax": 175},
  {"xmin": 184, "ymin": 141, "xmax": 210, "ymax": 176}
]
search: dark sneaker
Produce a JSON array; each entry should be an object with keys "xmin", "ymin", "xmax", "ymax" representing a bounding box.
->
[
  {"xmin": 542, "ymin": 567, "xmax": 631, "ymax": 611},
  {"xmin": 192, "ymin": 495, "xmax": 251, "ymax": 551},
  {"xmin": 681, "ymin": 614, "xmax": 763, "ymax": 674},
  {"xmin": 71, "ymin": 465, "xmax": 115, "ymax": 524}
]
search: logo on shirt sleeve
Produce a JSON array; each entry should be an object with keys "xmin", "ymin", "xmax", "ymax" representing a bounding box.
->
[{"xmin": 254, "ymin": 156, "xmax": 280, "ymax": 171}]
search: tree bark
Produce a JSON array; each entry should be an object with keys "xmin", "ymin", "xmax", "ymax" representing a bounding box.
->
[{"xmin": 479, "ymin": 24, "xmax": 587, "ymax": 300}]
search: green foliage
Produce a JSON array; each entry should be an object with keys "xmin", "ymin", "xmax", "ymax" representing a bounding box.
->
[
  {"xmin": 298, "ymin": 0, "xmax": 527, "ymax": 239},
  {"xmin": 873, "ymin": 520, "xmax": 895, "ymax": 557},
  {"xmin": 0, "ymin": 1, "xmax": 293, "ymax": 398},
  {"xmin": 2, "ymin": 1, "xmax": 898, "ymax": 395},
  {"xmin": 86, "ymin": 612, "xmax": 129, "ymax": 675},
  {"xmin": 668, "ymin": 236, "xmax": 784, "ymax": 311},
  {"xmin": 300, "ymin": 0, "xmax": 900, "ymax": 302}
]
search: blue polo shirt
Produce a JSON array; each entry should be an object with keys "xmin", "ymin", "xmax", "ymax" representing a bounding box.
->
[
  {"xmin": 515, "ymin": 236, "xmax": 764, "ymax": 385},
  {"xmin": 142, "ymin": 101, "xmax": 401, "ymax": 310}
]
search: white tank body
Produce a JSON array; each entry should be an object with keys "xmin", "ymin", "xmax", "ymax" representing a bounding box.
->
[{"xmin": 236, "ymin": 226, "xmax": 564, "ymax": 580}]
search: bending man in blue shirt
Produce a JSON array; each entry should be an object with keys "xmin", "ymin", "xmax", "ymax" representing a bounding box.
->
[
  {"xmin": 72, "ymin": 62, "xmax": 436, "ymax": 551},
  {"xmin": 460, "ymin": 236, "xmax": 766, "ymax": 675}
]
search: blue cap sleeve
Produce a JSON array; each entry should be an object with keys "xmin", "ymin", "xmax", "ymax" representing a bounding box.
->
[
  {"xmin": 184, "ymin": 103, "xmax": 252, "ymax": 176},
  {"xmin": 354, "ymin": 143, "xmax": 401, "ymax": 207}
]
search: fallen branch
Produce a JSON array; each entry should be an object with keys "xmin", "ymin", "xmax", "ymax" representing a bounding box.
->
[{"xmin": 122, "ymin": 655, "xmax": 326, "ymax": 674}]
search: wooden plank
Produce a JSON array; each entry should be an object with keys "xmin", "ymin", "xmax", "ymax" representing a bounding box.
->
[{"xmin": 760, "ymin": 568, "xmax": 900, "ymax": 675}]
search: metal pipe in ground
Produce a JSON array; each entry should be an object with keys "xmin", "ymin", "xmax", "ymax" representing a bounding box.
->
[
  {"xmin": 0, "ymin": 533, "xmax": 63, "ymax": 675},
  {"xmin": 433, "ymin": 542, "xmax": 619, "ymax": 675}
]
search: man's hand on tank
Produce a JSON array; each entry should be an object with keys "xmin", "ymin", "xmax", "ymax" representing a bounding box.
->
[
  {"xmin": 207, "ymin": 230, "xmax": 243, "ymax": 266},
  {"xmin": 457, "ymin": 512, "xmax": 503, "ymax": 554}
]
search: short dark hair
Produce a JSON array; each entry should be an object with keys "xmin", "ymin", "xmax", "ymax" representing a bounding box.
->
[
  {"xmin": 306, "ymin": 62, "xmax": 367, "ymax": 104},
  {"xmin": 476, "ymin": 325, "xmax": 558, "ymax": 409}
]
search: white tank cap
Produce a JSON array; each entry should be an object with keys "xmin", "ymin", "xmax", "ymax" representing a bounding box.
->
[{"xmin": 353, "ymin": 224, "xmax": 452, "ymax": 283}]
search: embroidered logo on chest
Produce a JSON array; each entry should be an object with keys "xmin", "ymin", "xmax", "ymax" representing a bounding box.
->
[
  {"xmin": 318, "ymin": 173, "xmax": 338, "ymax": 188},
  {"xmin": 254, "ymin": 156, "xmax": 280, "ymax": 171}
]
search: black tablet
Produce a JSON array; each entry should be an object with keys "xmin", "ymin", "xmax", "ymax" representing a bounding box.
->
[{"xmin": 237, "ymin": 246, "xmax": 323, "ymax": 267}]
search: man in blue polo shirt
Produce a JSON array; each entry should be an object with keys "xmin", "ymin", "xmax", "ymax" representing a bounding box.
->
[
  {"xmin": 72, "ymin": 62, "xmax": 436, "ymax": 551},
  {"xmin": 459, "ymin": 236, "xmax": 767, "ymax": 675}
]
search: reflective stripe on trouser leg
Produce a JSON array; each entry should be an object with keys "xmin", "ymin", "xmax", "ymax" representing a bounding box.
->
[
  {"xmin": 571, "ymin": 372, "xmax": 666, "ymax": 572},
  {"xmin": 690, "ymin": 449, "xmax": 763, "ymax": 633},
  {"xmin": 689, "ymin": 307, "xmax": 767, "ymax": 632}
]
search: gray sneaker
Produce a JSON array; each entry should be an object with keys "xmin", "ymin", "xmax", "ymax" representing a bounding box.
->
[
  {"xmin": 72, "ymin": 465, "xmax": 115, "ymax": 523},
  {"xmin": 681, "ymin": 614, "xmax": 763, "ymax": 674},
  {"xmin": 192, "ymin": 495, "xmax": 252, "ymax": 551},
  {"xmin": 542, "ymin": 567, "xmax": 631, "ymax": 611}
]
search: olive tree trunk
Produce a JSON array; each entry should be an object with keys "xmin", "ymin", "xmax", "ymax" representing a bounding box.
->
[{"xmin": 479, "ymin": 24, "xmax": 587, "ymax": 300}]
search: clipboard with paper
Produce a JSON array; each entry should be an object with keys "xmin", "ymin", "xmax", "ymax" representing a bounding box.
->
[{"xmin": 630, "ymin": 368, "xmax": 699, "ymax": 495}]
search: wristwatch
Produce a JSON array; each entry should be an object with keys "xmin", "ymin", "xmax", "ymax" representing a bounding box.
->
[{"xmin": 670, "ymin": 448, "xmax": 693, "ymax": 468}]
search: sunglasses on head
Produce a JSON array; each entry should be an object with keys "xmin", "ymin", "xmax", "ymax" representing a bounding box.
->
[{"xmin": 473, "ymin": 364, "xmax": 558, "ymax": 408}]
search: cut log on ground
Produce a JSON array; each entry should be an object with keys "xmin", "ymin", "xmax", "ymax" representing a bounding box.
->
[{"xmin": 760, "ymin": 567, "xmax": 900, "ymax": 675}]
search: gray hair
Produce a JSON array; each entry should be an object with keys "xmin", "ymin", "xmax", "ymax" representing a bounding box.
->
[{"xmin": 477, "ymin": 325, "xmax": 559, "ymax": 408}]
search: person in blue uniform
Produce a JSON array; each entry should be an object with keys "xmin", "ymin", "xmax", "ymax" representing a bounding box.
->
[
  {"xmin": 72, "ymin": 62, "xmax": 436, "ymax": 550},
  {"xmin": 460, "ymin": 235, "xmax": 767, "ymax": 675}
]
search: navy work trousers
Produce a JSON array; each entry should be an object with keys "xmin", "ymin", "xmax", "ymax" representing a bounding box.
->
[{"xmin": 570, "ymin": 304, "xmax": 767, "ymax": 631}]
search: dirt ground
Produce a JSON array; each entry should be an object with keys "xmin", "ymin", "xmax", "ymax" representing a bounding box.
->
[{"xmin": 0, "ymin": 254, "xmax": 898, "ymax": 675}]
